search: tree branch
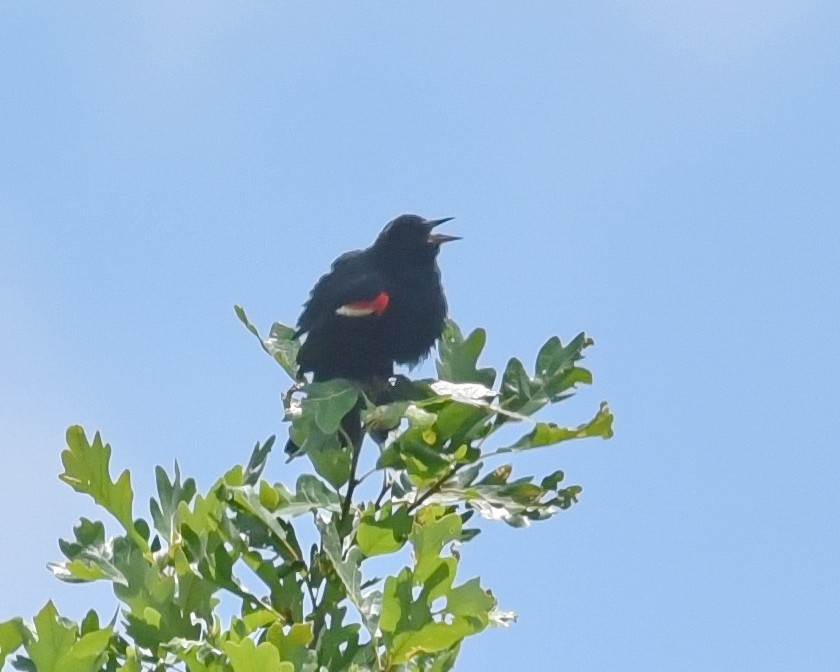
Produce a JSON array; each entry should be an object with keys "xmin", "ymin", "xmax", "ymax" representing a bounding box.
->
[{"xmin": 339, "ymin": 426, "xmax": 363, "ymax": 527}]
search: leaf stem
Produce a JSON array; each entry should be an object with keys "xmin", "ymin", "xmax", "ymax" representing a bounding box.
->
[
  {"xmin": 374, "ymin": 471, "xmax": 391, "ymax": 508},
  {"xmin": 407, "ymin": 463, "xmax": 462, "ymax": 513}
]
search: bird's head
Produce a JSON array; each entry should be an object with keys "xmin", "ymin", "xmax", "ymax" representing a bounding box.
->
[{"xmin": 374, "ymin": 214, "xmax": 459, "ymax": 266}]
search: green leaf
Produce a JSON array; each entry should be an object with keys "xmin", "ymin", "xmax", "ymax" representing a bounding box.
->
[
  {"xmin": 65, "ymin": 628, "xmax": 112, "ymax": 666},
  {"xmin": 317, "ymin": 518, "xmax": 380, "ymax": 637},
  {"xmin": 116, "ymin": 647, "xmax": 143, "ymax": 672},
  {"xmin": 0, "ymin": 618, "xmax": 26, "ymax": 667},
  {"xmin": 25, "ymin": 602, "xmax": 113, "ymax": 672},
  {"xmin": 497, "ymin": 333, "xmax": 594, "ymax": 424},
  {"xmin": 264, "ymin": 322, "xmax": 300, "ymax": 379},
  {"xmin": 498, "ymin": 357, "xmax": 535, "ymax": 411},
  {"xmin": 380, "ymin": 567, "xmax": 431, "ymax": 638},
  {"xmin": 239, "ymin": 608, "xmax": 282, "ymax": 634},
  {"xmin": 172, "ymin": 547, "xmax": 220, "ymax": 622},
  {"xmin": 52, "ymin": 518, "xmax": 126, "ymax": 585},
  {"xmin": 111, "ymin": 537, "xmax": 200, "ymax": 649},
  {"xmin": 446, "ymin": 577, "xmax": 494, "ymax": 619},
  {"xmin": 412, "ymin": 511, "xmax": 462, "ymax": 585},
  {"xmin": 48, "ymin": 558, "xmax": 126, "ymax": 586},
  {"xmin": 405, "ymin": 464, "xmax": 583, "ymax": 528},
  {"xmin": 365, "ymin": 400, "xmax": 410, "ymax": 437},
  {"xmin": 167, "ymin": 639, "xmax": 228, "ymax": 672},
  {"xmin": 499, "ymin": 401, "xmax": 614, "ymax": 452},
  {"xmin": 225, "ymin": 484, "xmax": 304, "ymax": 564},
  {"xmin": 303, "ymin": 433, "xmax": 352, "ymax": 489},
  {"xmin": 78, "ymin": 611, "xmax": 99, "ymax": 636},
  {"xmin": 289, "ymin": 382, "xmax": 359, "ymax": 487},
  {"xmin": 379, "ymin": 429, "xmax": 452, "ymax": 484},
  {"xmin": 305, "ymin": 380, "xmax": 361, "ymax": 435},
  {"xmin": 379, "ymin": 510, "xmax": 495, "ymax": 665},
  {"xmin": 274, "ymin": 474, "xmax": 343, "ymax": 517},
  {"xmin": 429, "ymin": 380, "xmax": 529, "ymax": 422},
  {"xmin": 264, "ymin": 622, "xmax": 315, "ymax": 670},
  {"xmin": 150, "ymin": 462, "xmax": 197, "ymax": 541},
  {"xmin": 234, "ymin": 305, "xmax": 299, "ymax": 379},
  {"xmin": 414, "ymin": 644, "xmax": 462, "ymax": 672},
  {"xmin": 404, "ymin": 403, "xmax": 437, "ymax": 429},
  {"xmin": 175, "ymin": 489, "xmax": 226, "ymax": 541},
  {"xmin": 222, "ymin": 638, "xmax": 294, "ymax": 672},
  {"xmin": 540, "ymin": 469, "xmax": 566, "ymax": 491},
  {"xmin": 243, "ymin": 435, "xmax": 275, "ymax": 486},
  {"xmin": 60, "ymin": 427, "xmax": 146, "ymax": 550},
  {"xmin": 432, "ymin": 402, "xmax": 490, "ymax": 446},
  {"xmin": 436, "ymin": 321, "xmax": 496, "ymax": 387},
  {"xmin": 242, "ymin": 556, "xmax": 305, "ymax": 623},
  {"xmin": 357, "ymin": 504, "xmax": 413, "ymax": 557},
  {"xmin": 314, "ymin": 602, "xmax": 365, "ymax": 670}
]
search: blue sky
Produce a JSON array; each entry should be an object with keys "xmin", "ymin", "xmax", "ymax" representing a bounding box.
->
[{"xmin": 2, "ymin": 2, "xmax": 839, "ymax": 670}]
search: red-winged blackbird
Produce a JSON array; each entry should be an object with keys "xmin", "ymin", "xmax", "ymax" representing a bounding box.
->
[{"xmin": 286, "ymin": 214, "xmax": 459, "ymax": 454}]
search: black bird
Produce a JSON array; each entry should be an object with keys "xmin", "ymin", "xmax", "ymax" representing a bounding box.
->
[{"xmin": 287, "ymin": 214, "xmax": 458, "ymax": 453}]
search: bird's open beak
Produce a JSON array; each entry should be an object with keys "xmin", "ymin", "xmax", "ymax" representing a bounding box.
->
[{"xmin": 426, "ymin": 217, "xmax": 460, "ymax": 245}]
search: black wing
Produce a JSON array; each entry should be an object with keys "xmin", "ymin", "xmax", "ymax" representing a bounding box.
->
[{"xmin": 295, "ymin": 249, "xmax": 388, "ymax": 336}]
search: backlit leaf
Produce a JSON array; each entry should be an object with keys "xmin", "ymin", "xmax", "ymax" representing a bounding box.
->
[
  {"xmin": 499, "ymin": 401, "xmax": 614, "ymax": 452},
  {"xmin": 60, "ymin": 427, "xmax": 145, "ymax": 550}
]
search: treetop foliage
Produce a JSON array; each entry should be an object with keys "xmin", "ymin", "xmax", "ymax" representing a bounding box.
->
[{"xmin": 1, "ymin": 313, "xmax": 612, "ymax": 671}]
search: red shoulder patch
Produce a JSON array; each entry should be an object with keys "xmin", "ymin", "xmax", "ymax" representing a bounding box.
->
[{"xmin": 336, "ymin": 291, "xmax": 390, "ymax": 317}]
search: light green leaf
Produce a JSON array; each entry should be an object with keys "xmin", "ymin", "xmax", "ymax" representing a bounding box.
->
[
  {"xmin": 60, "ymin": 427, "xmax": 146, "ymax": 550},
  {"xmin": 222, "ymin": 637, "xmax": 293, "ymax": 672},
  {"xmin": 270, "ymin": 474, "xmax": 342, "ymax": 517},
  {"xmin": 390, "ymin": 620, "xmax": 475, "ymax": 664},
  {"xmin": 413, "ymin": 512, "xmax": 462, "ymax": 584},
  {"xmin": 240, "ymin": 608, "xmax": 282, "ymax": 634},
  {"xmin": 110, "ymin": 537, "xmax": 200, "ymax": 648},
  {"xmin": 436, "ymin": 321, "xmax": 496, "ymax": 387},
  {"xmin": 265, "ymin": 622, "xmax": 315, "ymax": 670},
  {"xmin": 150, "ymin": 462, "xmax": 197, "ymax": 541},
  {"xmin": 224, "ymin": 484, "xmax": 303, "ymax": 564},
  {"xmin": 234, "ymin": 305, "xmax": 299, "ymax": 379},
  {"xmin": 499, "ymin": 401, "xmax": 614, "ymax": 452},
  {"xmin": 264, "ymin": 322, "xmax": 300, "ymax": 379},
  {"xmin": 50, "ymin": 517, "xmax": 127, "ymax": 586},
  {"xmin": 379, "ymin": 428, "xmax": 452, "ymax": 483},
  {"xmin": 67, "ymin": 628, "xmax": 113, "ymax": 663},
  {"xmin": 25, "ymin": 602, "xmax": 112, "ymax": 672},
  {"xmin": 305, "ymin": 380, "xmax": 361, "ymax": 435},
  {"xmin": 446, "ymin": 578, "xmax": 493, "ymax": 620},
  {"xmin": 305, "ymin": 435, "xmax": 352, "ymax": 489},
  {"xmin": 116, "ymin": 646, "xmax": 142, "ymax": 672},
  {"xmin": 26, "ymin": 602, "xmax": 76, "ymax": 672},
  {"xmin": 289, "ymin": 386, "xmax": 356, "ymax": 487},
  {"xmin": 380, "ymin": 525, "xmax": 494, "ymax": 666},
  {"xmin": 167, "ymin": 639, "xmax": 227, "ymax": 672},
  {"xmin": 496, "ymin": 333, "xmax": 595, "ymax": 425},
  {"xmin": 48, "ymin": 558, "xmax": 126, "ymax": 585},
  {"xmin": 318, "ymin": 518, "xmax": 380, "ymax": 636},
  {"xmin": 0, "ymin": 618, "xmax": 26, "ymax": 667},
  {"xmin": 357, "ymin": 504, "xmax": 413, "ymax": 557}
]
